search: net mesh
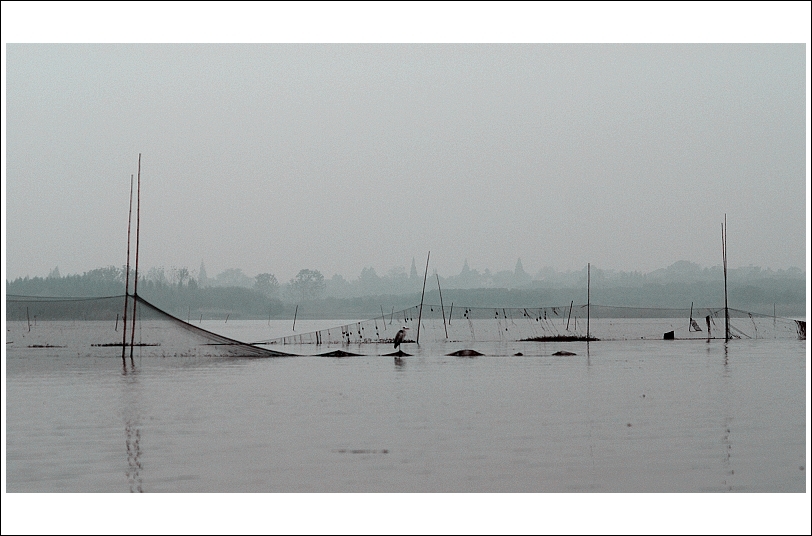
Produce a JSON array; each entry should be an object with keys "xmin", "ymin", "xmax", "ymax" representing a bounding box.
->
[
  {"xmin": 6, "ymin": 296, "xmax": 804, "ymax": 357},
  {"xmin": 5, "ymin": 295, "xmax": 290, "ymax": 358},
  {"xmin": 256, "ymin": 303, "xmax": 805, "ymax": 346}
]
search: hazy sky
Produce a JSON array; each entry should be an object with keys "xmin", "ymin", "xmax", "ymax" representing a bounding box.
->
[{"xmin": 3, "ymin": 4, "xmax": 810, "ymax": 284}]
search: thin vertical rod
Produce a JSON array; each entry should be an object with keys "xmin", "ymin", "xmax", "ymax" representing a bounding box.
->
[
  {"xmin": 566, "ymin": 300, "xmax": 573, "ymax": 331},
  {"xmin": 417, "ymin": 251, "xmax": 430, "ymax": 344},
  {"xmin": 380, "ymin": 305, "xmax": 386, "ymax": 330},
  {"xmin": 437, "ymin": 273, "xmax": 448, "ymax": 339},
  {"xmin": 689, "ymin": 302, "xmax": 693, "ymax": 332},
  {"xmin": 122, "ymin": 173, "xmax": 134, "ymax": 363},
  {"xmin": 587, "ymin": 263, "xmax": 591, "ymax": 341},
  {"xmin": 293, "ymin": 305, "xmax": 298, "ymax": 331},
  {"xmin": 130, "ymin": 154, "xmax": 142, "ymax": 360},
  {"xmin": 723, "ymin": 215, "xmax": 729, "ymax": 342}
]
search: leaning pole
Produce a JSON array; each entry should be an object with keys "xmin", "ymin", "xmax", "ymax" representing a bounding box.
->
[{"xmin": 416, "ymin": 251, "xmax": 430, "ymax": 344}]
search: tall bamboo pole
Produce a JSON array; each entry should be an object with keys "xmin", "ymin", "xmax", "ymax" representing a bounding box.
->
[
  {"xmin": 587, "ymin": 263, "xmax": 591, "ymax": 341},
  {"xmin": 566, "ymin": 300, "xmax": 573, "ymax": 331},
  {"xmin": 689, "ymin": 302, "xmax": 693, "ymax": 332},
  {"xmin": 129, "ymin": 154, "xmax": 142, "ymax": 361},
  {"xmin": 417, "ymin": 251, "xmax": 430, "ymax": 344},
  {"xmin": 437, "ymin": 273, "xmax": 448, "ymax": 339},
  {"xmin": 122, "ymin": 173, "xmax": 134, "ymax": 363},
  {"xmin": 723, "ymin": 215, "xmax": 729, "ymax": 341}
]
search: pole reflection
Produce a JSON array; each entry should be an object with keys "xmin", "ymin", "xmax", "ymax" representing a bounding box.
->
[
  {"xmin": 720, "ymin": 343, "xmax": 734, "ymax": 491},
  {"xmin": 122, "ymin": 364, "xmax": 143, "ymax": 493}
]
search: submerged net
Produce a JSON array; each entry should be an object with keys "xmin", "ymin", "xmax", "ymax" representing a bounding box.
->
[
  {"xmin": 257, "ymin": 303, "xmax": 805, "ymax": 346},
  {"xmin": 6, "ymin": 296, "xmax": 804, "ymax": 358},
  {"xmin": 5, "ymin": 295, "xmax": 289, "ymax": 358}
]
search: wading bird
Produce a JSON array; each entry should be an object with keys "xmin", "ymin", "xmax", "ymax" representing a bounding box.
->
[{"xmin": 394, "ymin": 327, "xmax": 409, "ymax": 350}]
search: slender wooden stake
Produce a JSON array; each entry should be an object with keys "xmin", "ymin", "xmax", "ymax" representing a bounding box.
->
[
  {"xmin": 566, "ymin": 300, "xmax": 573, "ymax": 331},
  {"xmin": 448, "ymin": 302, "xmax": 453, "ymax": 325},
  {"xmin": 122, "ymin": 173, "xmax": 134, "ymax": 362},
  {"xmin": 380, "ymin": 305, "xmax": 386, "ymax": 330},
  {"xmin": 115, "ymin": 313, "xmax": 119, "ymax": 332},
  {"xmin": 437, "ymin": 273, "xmax": 448, "ymax": 339},
  {"xmin": 292, "ymin": 305, "xmax": 298, "ymax": 331},
  {"xmin": 417, "ymin": 251, "xmax": 430, "ymax": 344},
  {"xmin": 27, "ymin": 307, "xmax": 31, "ymax": 332},
  {"xmin": 722, "ymin": 215, "xmax": 729, "ymax": 341},
  {"xmin": 587, "ymin": 263, "xmax": 591, "ymax": 341},
  {"xmin": 130, "ymin": 154, "xmax": 142, "ymax": 362},
  {"xmin": 225, "ymin": 313, "xmax": 230, "ymax": 323},
  {"xmin": 689, "ymin": 302, "xmax": 694, "ymax": 332}
]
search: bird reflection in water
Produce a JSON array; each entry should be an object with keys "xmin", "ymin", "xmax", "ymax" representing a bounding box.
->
[{"xmin": 122, "ymin": 365, "xmax": 143, "ymax": 493}]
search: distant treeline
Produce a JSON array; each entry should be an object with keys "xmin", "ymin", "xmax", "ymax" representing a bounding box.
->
[
  {"xmin": 292, "ymin": 281, "xmax": 805, "ymax": 320},
  {"xmin": 5, "ymin": 268, "xmax": 282, "ymax": 321},
  {"xmin": 13, "ymin": 259, "xmax": 804, "ymax": 302},
  {"xmin": 6, "ymin": 265, "xmax": 806, "ymax": 320}
]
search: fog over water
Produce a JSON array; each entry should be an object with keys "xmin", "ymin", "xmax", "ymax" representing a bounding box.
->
[{"xmin": 3, "ymin": 6, "xmax": 809, "ymax": 287}]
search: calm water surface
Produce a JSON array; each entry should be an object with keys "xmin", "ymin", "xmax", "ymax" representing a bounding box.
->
[{"xmin": 5, "ymin": 320, "xmax": 807, "ymax": 493}]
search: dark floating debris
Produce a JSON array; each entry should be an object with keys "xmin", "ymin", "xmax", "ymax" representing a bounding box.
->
[
  {"xmin": 28, "ymin": 344, "xmax": 65, "ymax": 348},
  {"xmin": 447, "ymin": 349, "xmax": 483, "ymax": 357},
  {"xmin": 552, "ymin": 350, "xmax": 577, "ymax": 356},
  {"xmin": 317, "ymin": 350, "xmax": 362, "ymax": 357},
  {"xmin": 514, "ymin": 352, "xmax": 523, "ymax": 356},
  {"xmin": 385, "ymin": 350, "xmax": 411, "ymax": 357},
  {"xmin": 663, "ymin": 330, "xmax": 675, "ymax": 340}
]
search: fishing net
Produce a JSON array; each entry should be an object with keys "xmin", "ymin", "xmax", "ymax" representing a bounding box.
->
[
  {"xmin": 256, "ymin": 303, "xmax": 805, "ymax": 346},
  {"xmin": 6, "ymin": 296, "xmax": 804, "ymax": 358},
  {"xmin": 5, "ymin": 295, "xmax": 289, "ymax": 358}
]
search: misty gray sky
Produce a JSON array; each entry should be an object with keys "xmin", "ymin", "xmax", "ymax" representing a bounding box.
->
[{"xmin": 3, "ymin": 4, "xmax": 810, "ymax": 285}]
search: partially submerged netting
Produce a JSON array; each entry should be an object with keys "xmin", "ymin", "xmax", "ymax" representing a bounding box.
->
[
  {"xmin": 6, "ymin": 297, "xmax": 804, "ymax": 358},
  {"xmin": 256, "ymin": 303, "xmax": 805, "ymax": 346},
  {"xmin": 5, "ymin": 295, "xmax": 289, "ymax": 358}
]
